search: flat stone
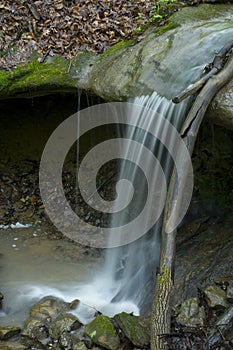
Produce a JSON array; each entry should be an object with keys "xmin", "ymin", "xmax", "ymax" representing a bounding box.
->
[
  {"xmin": 114, "ymin": 312, "xmax": 150, "ymax": 347},
  {"xmin": 0, "ymin": 341, "xmax": 28, "ymax": 350},
  {"xmin": 0, "ymin": 326, "xmax": 21, "ymax": 340},
  {"xmin": 29, "ymin": 296, "xmax": 70, "ymax": 321},
  {"xmin": 204, "ymin": 285, "xmax": 228, "ymax": 310}
]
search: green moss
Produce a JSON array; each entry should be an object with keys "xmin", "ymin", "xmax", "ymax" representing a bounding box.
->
[
  {"xmin": 0, "ymin": 56, "xmax": 77, "ymax": 99},
  {"xmin": 158, "ymin": 267, "xmax": 171, "ymax": 285},
  {"xmin": 114, "ymin": 312, "xmax": 150, "ymax": 347},
  {"xmin": 85, "ymin": 315, "xmax": 120, "ymax": 350},
  {"xmin": 101, "ymin": 39, "xmax": 135, "ymax": 59},
  {"xmin": 155, "ymin": 20, "xmax": 179, "ymax": 36}
]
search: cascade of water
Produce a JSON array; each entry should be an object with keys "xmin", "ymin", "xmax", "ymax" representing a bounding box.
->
[{"xmin": 96, "ymin": 92, "xmax": 190, "ymax": 315}]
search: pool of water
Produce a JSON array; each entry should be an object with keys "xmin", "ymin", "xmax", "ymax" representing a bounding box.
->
[{"xmin": 0, "ymin": 225, "xmax": 139, "ymax": 326}]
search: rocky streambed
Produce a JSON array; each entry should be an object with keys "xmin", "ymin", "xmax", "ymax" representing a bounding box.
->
[
  {"xmin": 1, "ymin": 213, "xmax": 233, "ymax": 349},
  {"xmin": 1, "ymin": 265, "xmax": 233, "ymax": 349}
]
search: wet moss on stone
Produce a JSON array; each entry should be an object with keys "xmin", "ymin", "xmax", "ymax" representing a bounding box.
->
[
  {"xmin": 85, "ymin": 315, "xmax": 120, "ymax": 350},
  {"xmin": 0, "ymin": 56, "xmax": 77, "ymax": 99},
  {"xmin": 114, "ymin": 312, "xmax": 150, "ymax": 347}
]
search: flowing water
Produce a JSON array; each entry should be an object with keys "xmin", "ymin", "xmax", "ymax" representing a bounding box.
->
[{"xmin": 1, "ymin": 24, "xmax": 233, "ymax": 325}]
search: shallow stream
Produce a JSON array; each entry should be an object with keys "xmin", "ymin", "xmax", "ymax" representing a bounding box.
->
[{"xmin": 0, "ymin": 225, "xmax": 101, "ymax": 325}]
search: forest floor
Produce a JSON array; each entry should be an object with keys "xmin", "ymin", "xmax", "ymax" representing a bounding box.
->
[{"xmin": 0, "ymin": 0, "xmax": 182, "ymax": 69}]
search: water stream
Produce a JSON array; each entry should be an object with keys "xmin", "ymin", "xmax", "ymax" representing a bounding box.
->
[{"xmin": 1, "ymin": 23, "xmax": 233, "ymax": 326}]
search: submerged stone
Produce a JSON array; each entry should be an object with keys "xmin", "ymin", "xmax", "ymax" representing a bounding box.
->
[
  {"xmin": 85, "ymin": 315, "xmax": 120, "ymax": 350},
  {"xmin": 176, "ymin": 297, "xmax": 205, "ymax": 327},
  {"xmin": 0, "ymin": 326, "xmax": 21, "ymax": 341},
  {"xmin": 114, "ymin": 312, "xmax": 150, "ymax": 347}
]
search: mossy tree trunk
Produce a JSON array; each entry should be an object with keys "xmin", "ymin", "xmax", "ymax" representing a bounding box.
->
[{"xmin": 150, "ymin": 45, "xmax": 233, "ymax": 350}]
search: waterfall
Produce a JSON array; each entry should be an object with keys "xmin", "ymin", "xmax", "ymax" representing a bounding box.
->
[
  {"xmin": 96, "ymin": 92, "xmax": 191, "ymax": 315},
  {"xmin": 37, "ymin": 26, "xmax": 233, "ymax": 322}
]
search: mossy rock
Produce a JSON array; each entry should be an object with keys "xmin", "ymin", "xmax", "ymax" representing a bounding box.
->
[
  {"xmin": 85, "ymin": 315, "xmax": 120, "ymax": 350},
  {"xmin": 0, "ymin": 56, "xmax": 77, "ymax": 100},
  {"xmin": 114, "ymin": 312, "xmax": 150, "ymax": 347}
]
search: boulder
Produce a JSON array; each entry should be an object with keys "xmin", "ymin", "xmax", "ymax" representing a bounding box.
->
[
  {"xmin": 29, "ymin": 296, "xmax": 78, "ymax": 321},
  {"xmin": 176, "ymin": 297, "xmax": 205, "ymax": 327},
  {"xmin": 85, "ymin": 315, "xmax": 120, "ymax": 350},
  {"xmin": 114, "ymin": 312, "xmax": 150, "ymax": 347},
  {"xmin": 174, "ymin": 218, "xmax": 233, "ymax": 306},
  {"xmin": 21, "ymin": 318, "xmax": 49, "ymax": 349},
  {"xmin": 204, "ymin": 285, "xmax": 228, "ymax": 310},
  {"xmin": 49, "ymin": 313, "xmax": 82, "ymax": 339}
]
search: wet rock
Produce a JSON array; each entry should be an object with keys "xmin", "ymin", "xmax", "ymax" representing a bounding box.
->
[
  {"xmin": 174, "ymin": 218, "xmax": 233, "ymax": 305},
  {"xmin": 176, "ymin": 297, "xmax": 205, "ymax": 327},
  {"xmin": 49, "ymin": 313, "xmax": 82, "ymax": 339},
  {"xmin": 85, "ymin": 315, "xmax": 120, "ymax": 350},
  {"xmin": 204, "ymin": 285, "xmax": 228, "ymax": 310},
  {"xmin": 114, "ymin": 312, "xmax": 150, "ymax": 347},
  {"xmin": 207, "ymin": 306, "xmax": 233, "ymax": 347},
  {"xmin": 21, "ymin": 318, "xmax": 49, "ymax": 350},
  {"xmin": 0, "ymin": 293, "xmax": 3, "ymax": 309},
  {"xmin": 72, "ymin": 341, "xmax": 88, "ymax": 350},
  {"xmin": 226, "ymin": 280, "xmax": 233, "ymax": 303},
  {"xmin": 0, "ymin": 341, "xmax": 28, "ymax": 350},
  {"xmin": 58, "ymin": 331, "xmax": 73, "ymax": 349},
  {"xmin": 0, "ymin": 326, "xmax": 21, "ymax": 340},
  {"xmin": 30, "ymin": 296, "xmax": 76, "ymax": 321}
]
